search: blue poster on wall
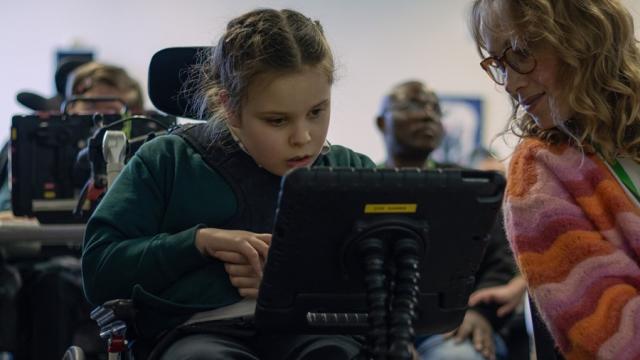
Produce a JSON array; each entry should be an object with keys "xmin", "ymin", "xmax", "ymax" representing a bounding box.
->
[{"xmin": 431, "ymin": 96, "xmax": 483, "ymax": 166}]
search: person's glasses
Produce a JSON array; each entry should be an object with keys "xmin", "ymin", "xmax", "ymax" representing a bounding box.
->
[
  {"xmin": 480, "ymin": 46, "xmax": 537, "ymax": 85},
  {"xmin": 389, "ymin": 100, "xmax": 441, "ymax": 117}
]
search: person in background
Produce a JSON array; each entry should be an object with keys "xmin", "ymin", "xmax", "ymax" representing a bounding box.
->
[
  {"xmin": 66, "ymin": 61, "xmax": 148, "ymax": 192},
  {"xmin": 468, "ymin": 148, "xmax": 525, "ymax": 318},
  {"xmin": 376, "ymin": 80, "xmax": 515, "ymax": 360},
  {"xmin": 470, "ymin": 0, "xmax": 640, "ymax": 358},
  {"xmin": 65, "ymin": 61, "xmax": 144, "ymax": 115},
  {"xmin": 4, "ymin": 61, "xmax": 146, "ymax": 360},
  {"xmin": 376, "ymin": 81, "xmax": 447, "ymax": 169},
  {"xmin": 468, "ymin": 147, "xmax": 531, "ymax": 360}
]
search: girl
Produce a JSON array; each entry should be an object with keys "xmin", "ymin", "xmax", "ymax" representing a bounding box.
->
[
  {"xmin": 470, "ymin": 0, "xmax": 640, "ymax": 359},
  {"xmin": 81, "ymin": 8, "xmax": 373, "ymax": 360}
]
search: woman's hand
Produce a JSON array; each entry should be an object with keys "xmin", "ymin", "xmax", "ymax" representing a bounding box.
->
[{"xmin": 468, "ymin": 275, "xmax": 527, "ymax": 317}]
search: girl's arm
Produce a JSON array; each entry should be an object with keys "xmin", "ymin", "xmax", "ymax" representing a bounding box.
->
[{"xmin": 81, "ymin": 152, "xmax": 210, "ymax": 305}]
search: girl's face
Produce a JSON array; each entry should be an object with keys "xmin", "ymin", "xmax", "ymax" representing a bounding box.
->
[
  {"xmin": 484, "ymin": 32, "xmax": 573, "ymax": 129},
  {"xmin": 228, "ymin": 66, "xmax": 331, "ymax": 176}
]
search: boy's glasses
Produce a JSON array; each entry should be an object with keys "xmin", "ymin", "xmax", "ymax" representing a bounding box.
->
[{"xmin": 480, "ymin": 46, "xmax": 537, "ymax": 85}]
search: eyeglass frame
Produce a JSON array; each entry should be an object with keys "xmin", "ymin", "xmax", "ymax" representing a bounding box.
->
[
  {"xmin": 387, "ymin": 100, "xmax": 442, "ymax": 117},
  {"xmin": 479, "ymin": 45, "xmax": 538, "ymax": 85}
]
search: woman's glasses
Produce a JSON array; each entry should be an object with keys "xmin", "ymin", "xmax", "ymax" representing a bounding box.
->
[{"xmin": 480, "ymin": 46, "xmax": 537, "ymax": 85}]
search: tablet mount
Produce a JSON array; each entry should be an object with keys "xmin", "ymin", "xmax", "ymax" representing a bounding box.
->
[{"xmin": 348, "ymin": 218, "xmax": 426, "ymax": 360}]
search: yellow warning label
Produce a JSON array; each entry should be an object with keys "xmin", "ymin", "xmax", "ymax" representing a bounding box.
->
[{"xmin": 364, "ymin": 204, "xmax": 417, "ymax": 214}]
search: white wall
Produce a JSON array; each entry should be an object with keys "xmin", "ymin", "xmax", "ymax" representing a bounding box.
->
[{"xmin": 3, "ymin": 0, "xmax": 640, "ymax": 163}]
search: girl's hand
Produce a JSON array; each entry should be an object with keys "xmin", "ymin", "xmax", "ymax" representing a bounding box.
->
[
  {"xmin": 222, "ymin": 254, "xmax": 263, "ymax": 298},
  {"xmin": 195, "ymin": 228, "xmax": 271, "ymax": 277}
]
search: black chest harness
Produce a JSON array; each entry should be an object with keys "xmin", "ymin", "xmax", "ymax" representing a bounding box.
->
[{"xmin": 171, "ymin": 123, "xmax": 282, "ymax": 233}]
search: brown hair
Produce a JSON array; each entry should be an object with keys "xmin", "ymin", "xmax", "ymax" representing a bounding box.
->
[
  {"xmin": 470, "ymin": 0, "xmax": 640, "ymax": 161},
  {"xmin": 189, "ymin": 8, "xmax": 334, "ymax": 130},
  {"xmin": 66, "ymin": 62, "xmax": 144, "ymax": 112}
]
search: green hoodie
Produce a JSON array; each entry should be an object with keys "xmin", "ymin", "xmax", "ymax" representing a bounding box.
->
[{"xmin": 81, "ymin": 133, "xmax": 374, "ymax": 336}]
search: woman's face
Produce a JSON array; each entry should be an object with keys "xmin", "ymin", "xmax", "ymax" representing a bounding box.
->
[
  {"xmin": 227, "ymin": 66, "xmax": 331, "ymax": 176},
  {"xmin": 484, "ymin": 32, "xmax": 574, "ymax": 129}
]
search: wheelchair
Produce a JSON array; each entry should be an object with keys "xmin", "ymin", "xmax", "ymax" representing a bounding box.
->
[
  {"xmin": 62, "ymin": 299, "xmax": 136, "ymax": 360},
  {"xmin": 62, "ymin": 47, "xmax": 203, "ymax": 360},
  {"xmin": 60, "ymin": 47, "xmax": 513, "ymax": 360},
  {"xmin": 64, "ymin": 295, "xmax": 560, "ymax": 360}
]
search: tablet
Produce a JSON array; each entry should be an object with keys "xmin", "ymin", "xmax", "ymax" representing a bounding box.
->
[{"xmin": 255, "ymin": 167, "xmax": 505, "ymax": 336}]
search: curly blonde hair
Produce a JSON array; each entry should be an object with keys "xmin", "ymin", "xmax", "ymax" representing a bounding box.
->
[{"xmin": 470, "ymin": 0, "xmax": 640, "ymax": 162}]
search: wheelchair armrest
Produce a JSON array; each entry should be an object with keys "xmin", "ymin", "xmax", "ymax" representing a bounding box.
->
[{"xmin": 90, "ymin": 299, "xmax": 137, "ymax": 340}]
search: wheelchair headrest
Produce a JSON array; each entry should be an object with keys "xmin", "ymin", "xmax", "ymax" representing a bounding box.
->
[
  {"xmin": 148, "ymin": 47, "xmax": 211, "ymax": 119},
  {"xmin": 16, "ymin": 57, "xmax": 92, "ymax": 112}
]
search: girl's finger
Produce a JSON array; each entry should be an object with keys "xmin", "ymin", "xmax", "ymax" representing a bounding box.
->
[
  {"xmin": 229, "ymin": 276, "xmax": 260, "ymax": 289},
  {"xmin": 214, "ymin": 251, "xmax": 248, "ymax": 264},
  {"xmin": 249, "ymin": 237, "xmax": 270, "ymax": 259},
  {"xmin": 224, "ymin": 263, "xmax": 256, "ymax": 277},
  {"xmin": 218, "ymin": 242, "xmax": 262, "ymax": 276},
  {"xmin": 238, "ymin": 288, "xmax": 259, "ymax": 298},
  {"xmin": 255, "ymin": 233, "xmax": 272, "ymax": 244}
]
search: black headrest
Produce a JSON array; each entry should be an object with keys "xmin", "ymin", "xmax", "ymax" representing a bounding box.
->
[
  {"xmin": 148, "ymin": 47, "xmax": 211, "ymax": 119},
  {"xmin": 16, "ymin": 92, "xmax": 62, "ymax": 112}
]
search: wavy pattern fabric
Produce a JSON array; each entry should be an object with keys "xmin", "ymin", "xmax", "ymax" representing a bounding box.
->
[{"xmin": 504, "ymin": 138, "xmax": 640, "ymax": 359}]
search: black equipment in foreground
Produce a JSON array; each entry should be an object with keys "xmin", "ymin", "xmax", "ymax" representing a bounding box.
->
[
  {"xmin": 10, "ymin": 110, "xmax": 176, "ymax": 223},
  {"xmin": 255, "ymin": 167, "xmax": 505, "ymax": 359}
]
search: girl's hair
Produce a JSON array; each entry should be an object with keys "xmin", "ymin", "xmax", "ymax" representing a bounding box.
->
[
  {"xmin": 66, "ymin": 62, "xmax": 144, "ymax": 111},
  {"xmin": 470, "ymin": 0, "xmax": 640, "ymax": 161},
  {"xmin": 189, "ymin": 8, "xmax": 334, "ymax": 132}
]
